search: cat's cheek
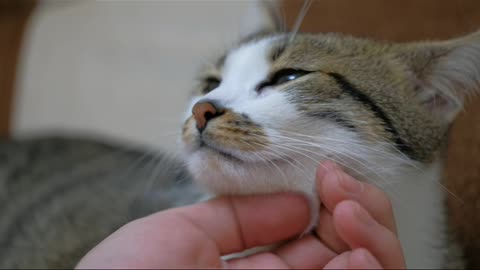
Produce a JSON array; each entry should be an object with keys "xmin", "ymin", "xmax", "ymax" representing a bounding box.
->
[
  {"xmin": 180, "ymin": 117, "xmax": 200, "ymax": 153},
  {"xmin": 238, "ymin": 91, "xmax": 301, "ymax": 130}
]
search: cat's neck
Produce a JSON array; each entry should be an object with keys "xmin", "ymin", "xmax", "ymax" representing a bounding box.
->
[{"xmin": 387, "ymin": 160, "xmax": 459, "ymax": 268}]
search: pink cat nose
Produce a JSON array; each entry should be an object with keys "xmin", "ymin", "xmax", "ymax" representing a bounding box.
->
[{"xmin": 192, "ymin": 101, "xmax": 223, "ymax": 132}]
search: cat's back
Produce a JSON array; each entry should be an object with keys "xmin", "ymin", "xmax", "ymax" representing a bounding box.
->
[{"xmin": 0, "ymin": 136, "xmax": 202, "ymax": 268}]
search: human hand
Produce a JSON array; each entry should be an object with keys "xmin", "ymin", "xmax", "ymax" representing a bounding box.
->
[
  {"xmin": 311, "ymin": 161, "xmax": 406, "ymax": 269},
  {"xmin": 76, "ymin": 162, "xmax": 405, "ymax": 269},
  {"xmin": 75, "ymin": 192, "xmax": 311, "ymax": 269}
]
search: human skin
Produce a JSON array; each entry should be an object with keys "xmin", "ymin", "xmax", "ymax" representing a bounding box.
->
[{"xmin": 76, "ymin": 161, "xmax": 405, "ymax": 269}]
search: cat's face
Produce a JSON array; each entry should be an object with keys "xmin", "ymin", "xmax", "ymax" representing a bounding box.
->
[{"xmin": 180, "ymin": 31, "xmax": 479, "ymax": 197}]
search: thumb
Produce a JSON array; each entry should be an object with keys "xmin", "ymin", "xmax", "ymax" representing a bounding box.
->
[{"xmin": 324, "ymin": 248, "xmax": 382, "ymax": 269}]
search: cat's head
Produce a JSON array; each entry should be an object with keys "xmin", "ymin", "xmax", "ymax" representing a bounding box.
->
[{"xmin": 180, "ymin": 7, "xmax": 480, "ymax": 197}]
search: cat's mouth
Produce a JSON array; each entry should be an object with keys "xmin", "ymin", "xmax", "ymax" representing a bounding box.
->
[
  {"xmin": 196, "ymin": 139, "xmax": 297, "ymax": 167},
  {"xmin": 198, "ymin": 141, "xmax": 245, "ymax": 163}
]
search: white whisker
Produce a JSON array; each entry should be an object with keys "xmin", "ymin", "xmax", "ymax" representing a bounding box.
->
[
  {"xmin": 289, "ymin": 0, "xmax": 313, "ymax": 43},
  {"xmin": 239, "ymin": 139, "xmax": 289, "ymax": 184}
]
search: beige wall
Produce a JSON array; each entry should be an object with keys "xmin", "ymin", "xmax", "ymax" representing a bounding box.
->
[{"xmin": 12, "ymin": 0, "xmax": 262, "ymax": 152}]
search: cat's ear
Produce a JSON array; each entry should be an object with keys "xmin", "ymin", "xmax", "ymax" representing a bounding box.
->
[
  {"xmin": 396, "ymin": 31, "xmax": 480, "ymax": 123},
  {"xmin": 240, "ymin": 0, "xmax": 284, "ymax": 40}
]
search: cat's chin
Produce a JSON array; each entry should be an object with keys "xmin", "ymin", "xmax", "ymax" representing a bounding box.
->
[
  {"xmin": 198, "ymin": 143, "xmax": 247, "ymax": 164},
  {"xmin": 192, "ymin": 141, "xmax": 292, "ymax": 165},
  {"xmin": 185, "ymin": 147, "xmax": 322, "ymax": 234},
  {"xmin": 187, "ymin": 148, "xmax": 303, "ymax": 193}
]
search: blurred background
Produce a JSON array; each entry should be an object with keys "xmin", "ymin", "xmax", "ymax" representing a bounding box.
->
[
  {"xmin": 4, "ymin": 0, "xmax": 265, "ymax": 152},
  {"xmin": 1, "ymin": 0, "xmax": 480, "ymax": 267}
]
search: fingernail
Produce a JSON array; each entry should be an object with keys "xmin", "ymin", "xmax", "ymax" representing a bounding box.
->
[
  {"xmin": 325, "ymin": 170, "xmax": 339, "ymax": 186},
  {"xmin": 354, "ymin": 202, "xmax": 375, "ymax": 226},
  {"xmin": 338, "ymin": 171, "xmax": 364, "ymax": 194},
  {"xmin": 323, "ymin": 161, "xmax": 337, "ymax": 171},
  {"xmin": 317, "ymin": 161, "xmax": 336, "ymax": 179},
  {"xmin": 360, "ymin": 249, "xmax": 379, "ymax": 267}
]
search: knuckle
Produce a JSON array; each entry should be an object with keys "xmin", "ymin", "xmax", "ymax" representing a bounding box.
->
[
  {"xmin": 378, "ymin": 191, "xmax": 394, "ymax": 214},
  {"xmin": 366, "ymin": 183, "xmax": 393, "ymax": 214}
]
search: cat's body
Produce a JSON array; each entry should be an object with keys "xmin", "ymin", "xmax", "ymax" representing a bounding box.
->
[
  {"xmin": 180, "ymin": 18, "xmax": 480, "ymax": 268},
  {"xmin": 0, "ymin": 136, "xmax": 203, "ymax": 268}
]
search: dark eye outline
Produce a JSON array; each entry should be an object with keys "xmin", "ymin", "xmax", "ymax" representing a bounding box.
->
[
  {"xmin": 201, "ymin": 77, "xmax": 221, "ymax": 94},
  {"xmin": 256, "ymin": 68, "xmax": 311, "ymax": 92}
]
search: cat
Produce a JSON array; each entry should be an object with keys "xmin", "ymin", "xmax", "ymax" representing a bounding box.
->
[
  {"xmin": 0, "ymin": 135, "xmax": 203, "ymax": 268},
  {"xmin": 2, "ymin": 3, "xmax": 478, "ymax": 269},
  {"xmin": 179, "ymin": 5, "xmax": 480, "ymax": 269}
]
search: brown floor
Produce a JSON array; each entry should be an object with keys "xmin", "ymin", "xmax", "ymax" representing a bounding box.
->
[{"xmin": 282, "ymin": 0, "xmax": 480, "ymax": 266}]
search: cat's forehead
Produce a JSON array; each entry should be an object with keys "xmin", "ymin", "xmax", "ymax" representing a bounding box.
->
[
  {"xmin": 216, "ymin": 37, "xmax": 280, "ymax": 92},
  {"xmin": 219, "ymin": 33, "xmax": 367, "ymax": 73},
  {"xmin": 223, "ymin": 37, "xmax": 284, "ymax": 71},
  {"xmin": 223, "ymin": 38, "xmax": 272, "ymax": 76}
]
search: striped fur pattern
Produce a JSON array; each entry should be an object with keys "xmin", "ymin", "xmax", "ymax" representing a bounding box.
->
[{"xmin": 0, "ymin": 136, "xmax": 202, "ymax": 268}]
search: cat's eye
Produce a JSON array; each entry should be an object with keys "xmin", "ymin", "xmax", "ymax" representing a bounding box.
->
[
  {"xmin": 257, "ymin": 68, "xmax": 310, "ymax": 92},
  {"xmin": 202, "ymin": 77, "xmax": 221, "ymax": 94}
]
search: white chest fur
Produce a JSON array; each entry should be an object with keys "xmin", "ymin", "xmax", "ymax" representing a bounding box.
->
[{"xmin": 387, "ymin": 161, "xmax": 447, "ymax": 268}]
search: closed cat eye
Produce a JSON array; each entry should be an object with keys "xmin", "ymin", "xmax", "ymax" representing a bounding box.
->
[
  {"xmin": 257, "ymin": 68, "xmax": 311, "ymax": 92},
  {"xmin": 202, "ymin": 77, "xmax": 221, "ymax": 94}
]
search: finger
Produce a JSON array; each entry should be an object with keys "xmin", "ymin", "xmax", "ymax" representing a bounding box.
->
[
  {"xmin": 324, "ymin": 249, "xmax": 382, "ymax": 269},
  {"xmin": 225, "ymin": 252, "xmax": 291, "ymax": 269},
  {"xmin": 316, "ymin": 161, "xmax": 397, "ymax": 234},
  {"xmin": 323, "ymin": 251, "xmax": 351, "ymax": 269},
  {"xmin": 315, "ymin": 207, "xmax": 349, "ymax": 253},
  {"xmin": 171, "ymin": 193, "xmax": 310, "ymax": 255},
  {"xmin": 273, "ymin": 235, "xmax": 337, "ymax": 269},
  {"xmin": 227, "ymin": 235, "xmax": 337, "ymax": 269},
  {"xmin": 347, "ymin": 248, "xmax": 383, "ymax": 269},
  {"xmin": 333, "ymin": 200, "xmax": 406, "ymax": 269},
  {"xmin": 76, "ymin": 194, "xmax": 309, "ymax": 269}
]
